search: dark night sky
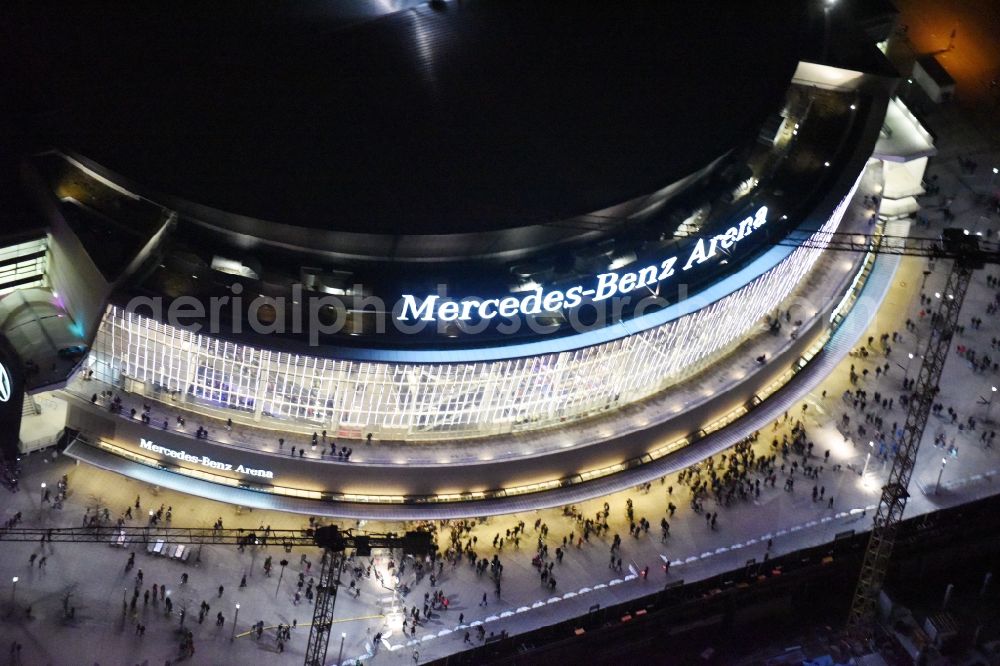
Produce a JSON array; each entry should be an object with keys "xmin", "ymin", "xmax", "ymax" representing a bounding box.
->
[{"xmin": 2, "ymin": 1, "xmax": 805, "ymax": 235}]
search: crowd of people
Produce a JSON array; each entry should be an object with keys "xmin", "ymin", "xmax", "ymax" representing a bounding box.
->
[{"xmin": 87, "ymin": 390, "xmax": 359, "ymax": 463}]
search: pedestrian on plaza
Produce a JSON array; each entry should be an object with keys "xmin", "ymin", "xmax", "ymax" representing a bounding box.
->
[
  {"xmin": 218, "ymin": 585, "xmax": 224, "ymax": 597},
  {"xmin": 240, "ymin": 575, "xmax": 247, "ymax": 588}
]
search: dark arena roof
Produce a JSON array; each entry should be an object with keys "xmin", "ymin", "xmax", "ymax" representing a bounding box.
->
[{"xmin": 4, "ymin": 1, "xmax": 805, "ymax": 236}]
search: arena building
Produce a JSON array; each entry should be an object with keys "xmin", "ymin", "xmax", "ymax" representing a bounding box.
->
[{"xmin": 0, "ymin": 1, "xmax": 933, "ymax": 517}]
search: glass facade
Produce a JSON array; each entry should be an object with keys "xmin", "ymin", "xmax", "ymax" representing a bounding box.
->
[
  {"xmin": 89, "ymin": 186, "xmax": 854, "ymax": 442},
  {"xmin": 0, "ymin": 236, "xmax": 48, "ymax": 296}
]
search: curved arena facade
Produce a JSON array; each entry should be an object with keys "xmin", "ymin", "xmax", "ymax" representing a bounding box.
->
[
  {"xmin": 89, "ymin": 194, "xmax": 851, "ymax": 442},
  {"xmin": 2, "ymin": 1, "xmax": 909, "ymax": 515}
]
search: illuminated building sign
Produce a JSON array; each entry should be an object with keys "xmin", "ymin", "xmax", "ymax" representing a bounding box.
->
[
  {"xmin": 399, "ymin": 206, "xmax": 769, "ymax": 322},
  {"xmin": 138, "ymin": 437, "xmax": 275, "ymax": 479}
]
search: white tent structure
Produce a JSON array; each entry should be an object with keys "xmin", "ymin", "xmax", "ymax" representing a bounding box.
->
[{"xmin": 871, "ymin": 98, "xmax": 936, "ymax": 220}]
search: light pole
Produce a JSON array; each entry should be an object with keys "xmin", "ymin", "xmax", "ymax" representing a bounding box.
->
[
  {"xmin": 822, "ymin": 0, "xmax": 837, "ymax": 63},
  {"xmin": 902, "ymin": 352, "xmax": 915, "ymax": 387},
  {"xmin": 9, "ymin": 576, "xmax": 17, "ymax": 616},
  {"xmin": 275, "ymin": 559, "xmax": 288, "ymax": 598},
  {"xmin": 337, "ymin": 632, "xmax": 347, "ymax": 665},
  {"xmin": 920, "ymin": 269, "xmax": 932, "ymax": 295},
  {"xmin": 991, "ymin": 166, "xmax": 998, "ymax": 190},
  {"xmin": 40, "ymin": 482, "xmax": 46, "ymax": 502},
  {"xmin": 935, "ymin": 457, "xmax": 948, "ymax": 494},
  {"xmin": 989, "ymin": 386, "xmax": 998, "ymax": 423},
  {"xmin": 230, "ymin": 603, "xmax": 240, "ymax": 642},
  {"xmin": 861, "ymin": 441, "xmax": 874, "ymax": 477}
]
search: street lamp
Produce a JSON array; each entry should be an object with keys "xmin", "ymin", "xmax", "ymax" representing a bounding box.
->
[
  {"xmin": 935, "ymin": 457, "xmax": 948, "ymax": 494},
  {"xmin": 275, "ymin": 559, "xmax": 288, "ymax": 598},
  {"xmin": 920, "ymin": 269, "xmax": 932, "ymax": 294},
  {"xmin": 40, "ymin": 482, "xmax": 46, "ymax": 502},
  {"xmin": 822, "ymin": 0, "xmax": 837, "ymax": 62},
  {"xmin": 231, "ymin": 603, "xmax": 240, "ymax": 642},
  {"xmin": 337, "ymin": 631, "xmax": 347, "ymax": 665},
  {"xmin": 861, "ymin": 441, "xmax": 874, "ymax": 478},
  {"xmin": 903, "ymin": 352, "xmax": 915, "ymax": 386},
  {"xmin": 10, "ymin": 577, "xmax": 18, "ymax": 614}
]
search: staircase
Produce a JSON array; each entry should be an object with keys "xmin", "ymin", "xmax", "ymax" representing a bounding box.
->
[{"xmin": 21, "ymin": 394, "xmax": 41, "ymax": 417}]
